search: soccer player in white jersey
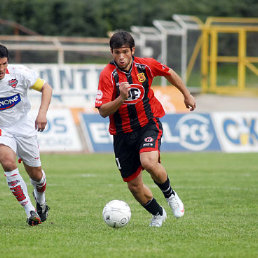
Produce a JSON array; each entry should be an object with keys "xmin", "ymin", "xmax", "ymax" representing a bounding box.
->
[{"xmin": 0, "ymin": 44, "xmax": 52, "ymax": 226}]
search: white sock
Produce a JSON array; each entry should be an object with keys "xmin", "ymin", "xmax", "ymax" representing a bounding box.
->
[
  {"xmin": 5, "ymin": 169, "xmax": 35, "ymax": 218},
  {"xmin": 30, "ymin": 170, "xmax": 46, "ymax": 205}
]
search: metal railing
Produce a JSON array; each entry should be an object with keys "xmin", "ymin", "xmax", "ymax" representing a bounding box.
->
[{"xmin": 0, "ymin": 35, "xmax": 110, "ymax": 63}]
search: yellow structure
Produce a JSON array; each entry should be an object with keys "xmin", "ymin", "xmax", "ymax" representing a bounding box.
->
[{"xmin": 201, "ymin": 17, "xmax": 258, "ymax": 95}]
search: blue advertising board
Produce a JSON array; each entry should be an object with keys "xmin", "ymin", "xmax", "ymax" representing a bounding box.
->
[
  {"xmin": 160, "ymin": 113, "xmax": 221, "ymax": 152},
  {"xmin": 80, "ymin": 114, "xmax": 112, "ymax": 152},
  {"xmin": 80, "ymin": 113, "xmax": 221, "ymax": 152}
]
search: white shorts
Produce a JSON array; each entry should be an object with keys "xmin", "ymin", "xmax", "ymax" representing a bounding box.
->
[{"xmin": 0, "ymin": 115, "xmax": 41, "ymax": 167}]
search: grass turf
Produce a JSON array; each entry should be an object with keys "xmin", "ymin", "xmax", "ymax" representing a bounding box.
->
[{"xmin": 0, "ymin": 152, "xmax": 257, "ymax": 258}]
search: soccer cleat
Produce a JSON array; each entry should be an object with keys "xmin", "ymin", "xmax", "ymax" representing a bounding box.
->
[
  {"xmin": 27, "ymin": 211, "xmax": 42, "ymax": 226},
  {"xmin": 36, "ymin": 202, "xmax": 50, "ymax": 222},
  {"xmin": 149, "ymin": 208, "xmax": 167, "ymax": 227},
  {"xmin": 33, "ymin": 192, "xmax": 50, "ymax": 222},
  {"xmin": 166, "ymin": 191, "xmax": 185, "ymax": 218}
]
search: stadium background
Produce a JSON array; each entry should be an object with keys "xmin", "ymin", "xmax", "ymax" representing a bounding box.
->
[
  {"xmin": 1, "ymin": 14, "xmax": 257, "ymax": 153},
  {"xmin": 0, "ymin": 1, "xmax": 258, "ymax": 257}
]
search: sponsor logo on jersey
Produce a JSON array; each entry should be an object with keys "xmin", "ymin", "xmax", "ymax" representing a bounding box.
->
[
  {"xmin": 0, "ymin": 94, "xmax": 21, "ymax": 110},
  {"xmin": 124, "ymin": 84, "xmax": 145, "ymax": 105},
  {"xmin": 143, "ymin": 137, "xmax": 154, "ymax": 147},
  {"xmin": 8, "ymin": 79, "xmax": 18, "ymax": 88},
  {"xmin": 144, "ymin": 137, "xmax": 154, "ymax": 142},
  {"xmin": 143, "ymin": 142, "xmax": 154, "ymax": 147},
  {"xmin": 137, "ymin": 73, "xmax": 146, "ymax": 83}
]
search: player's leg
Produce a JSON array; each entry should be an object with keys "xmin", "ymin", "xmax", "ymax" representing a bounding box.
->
[
  {"xmin": 0, "ymin": 143, "xmax": 40, "ymax": 226},
  {"xmin": 113, "ymin": 132, "xmax": 166, "ymax": 227},
  {"xmin": 140, "ymin": 150, "xmax": 167, "ymax": 183},
  {"xmin": 23, "ymin": 164, "xmax": 49, "ymax": 222},
  {"xmin": 16, "ymin": 135, "xmax": 50, "ymax": 223},
  {"xmin": 127, "ymin": 173, "xmax": 167, "ymax": 227},
  {"xmin": 140, "ymin": 118, "xmax": 184, "ymax": 218},
  {"xmin": 126, "ymin": 172, "xmax": 152, "ymax": 204},
  {"xmin": 140, "ymin": 150, "xmax": 184, "ymax": 218}
]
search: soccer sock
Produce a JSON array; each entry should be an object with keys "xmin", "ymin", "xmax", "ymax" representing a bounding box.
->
[
  {"xmin": 4, "ymin": 169, "xmax": 35, "ymax": 217},
  {"xmin": 30, "ymin": 170, "xmax": 46, "ymax": 205},
  {"xmin": 143, "ymin": 198, "xmax": 163, "ymax": 216},
  {"xmin": 154, "ymin": 177, "xmax": 175, "ymax": 199}
]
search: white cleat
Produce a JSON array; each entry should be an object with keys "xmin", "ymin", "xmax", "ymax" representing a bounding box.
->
[
  {"xmin": 149, "ymin": 208, "xmax": 167, "ymax": 227},
  {"xmin": 166, "ymin": 191, "xmax": 185, "ymax": 218}
]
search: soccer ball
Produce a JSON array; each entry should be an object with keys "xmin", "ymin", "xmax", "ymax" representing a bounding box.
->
[{"xmin": 102, "ymin": 200, "xmax": 131, "ymax": 228}]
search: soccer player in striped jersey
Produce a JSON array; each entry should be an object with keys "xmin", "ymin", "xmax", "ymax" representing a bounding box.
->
[
  {"xmin": 95, "ymin": 31, "xmax": 196, "ymax": 227},
  {"xmin": 0, "ymin": 44, "xmax": 52, "ymax": 226}
]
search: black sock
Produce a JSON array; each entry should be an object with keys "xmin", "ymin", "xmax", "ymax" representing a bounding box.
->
[
  {"xmin": 143, "ymin": 198, "xmax": 163, "ymax": 216},
  {"xmin": 155, "ymin": 177, "xmax": 174, "ymax": 198}
]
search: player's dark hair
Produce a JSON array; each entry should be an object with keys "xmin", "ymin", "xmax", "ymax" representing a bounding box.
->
[
  {"xmin": 110, "ymin": 31, "xmax": 135, "ymax": 50},
  {"xmin": 0, "ymin": 44, "xmax": 9, "ymax": 59}
]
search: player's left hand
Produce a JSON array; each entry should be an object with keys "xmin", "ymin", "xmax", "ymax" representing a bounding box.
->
[
  {"xmin": 35, "ymin": 113, "xmax": 47, "ymax": 132},
  {"xmin": 184, "ymin": 94, "xmax": 196, "ymax": 111}
]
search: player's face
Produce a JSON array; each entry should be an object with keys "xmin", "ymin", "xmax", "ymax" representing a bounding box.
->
[
  {"xmin": 0, "ymin": 57, "xmax": 8, "ymax": 80},
  {"xmin": 111, "ymin": 46, "xmax": 135, "ymax": 71}
]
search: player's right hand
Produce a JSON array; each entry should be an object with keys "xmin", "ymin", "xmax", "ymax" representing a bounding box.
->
[{"xmin": 119, "ymin": 82, "xmax": 130, "ymax": 100}]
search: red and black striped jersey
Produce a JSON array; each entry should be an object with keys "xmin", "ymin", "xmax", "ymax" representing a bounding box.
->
[{"xmin": 95, "ymin": 56, "xmax": 171, "ymax": 135}]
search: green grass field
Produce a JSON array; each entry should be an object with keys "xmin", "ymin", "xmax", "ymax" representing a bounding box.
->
[{"xmin": 0, "ymin": 152, "xmax": 257, "ymax": 258}]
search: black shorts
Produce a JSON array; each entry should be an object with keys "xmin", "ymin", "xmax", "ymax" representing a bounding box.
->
[{"xmin": 113, "ymin": 118, "xmax": 163, "ymax": 182}]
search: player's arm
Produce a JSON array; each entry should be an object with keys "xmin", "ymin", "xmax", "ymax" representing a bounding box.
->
[
  {"xmin": 33, "ymin": 81, "xmax": 53, "ymax": 131},
  {"xmin": 98, "ymin": 82, "xmax": 130, "ymax": 118},
  {"xmin": 165, "ymin": 68, "xmax": 196, "ymax": 111}
]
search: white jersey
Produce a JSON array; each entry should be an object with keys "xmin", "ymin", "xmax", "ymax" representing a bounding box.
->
[{"xmin": 0, "ymin": 64, "xmax": 38, "ymax": 127}]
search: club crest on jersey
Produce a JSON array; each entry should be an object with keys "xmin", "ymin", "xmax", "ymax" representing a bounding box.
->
[
  {"xmin": 0, "ymin": 94, "xmax": 21, "ymax": 110},
  {"xmin": 137, "ymin": 73, "xmax": 146, "ymax": 83},
  {"xmin": 144, "ymin": 137, "xmax": 154, "ymax": 142},
  {"xmin": 8, "ymin": 79, "xmax": 18, "ymax": 88},
  {"xmin": 124, "ymin": 84, "xmax": 145, "ymax": 105}
]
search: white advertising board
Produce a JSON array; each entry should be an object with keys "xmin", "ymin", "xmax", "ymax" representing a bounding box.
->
[
  {"xmin": 28, "ymin": 64, "xmax": 104, "ymax": 94},
  {"xmin": 31, "ymin": 108, "xmax": 83, "ymax": 152},
  {"xmin": 212, "ymin": 112, "xmax": 258, "ymax": 152}
]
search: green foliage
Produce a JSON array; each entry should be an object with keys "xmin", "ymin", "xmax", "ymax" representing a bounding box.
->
[
  {"xmin": 0, "ymin": 152, "xmax": 258, "ymax": 257},
  {"xmin": 0, "ymin": 0, "xmax": 257, "ymax": 36}
]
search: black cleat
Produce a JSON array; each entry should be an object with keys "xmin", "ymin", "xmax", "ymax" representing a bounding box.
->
[
  {"xmin": 27, "ymin": 211, "xmax": 42, "ymax": 226},
  {"xmin": 36, "ymin": 202, "xmax": 50, "ymax": 222},
  {"xmin": 33, "ymin": 191, "xmax": 50, "ymax": 222}
]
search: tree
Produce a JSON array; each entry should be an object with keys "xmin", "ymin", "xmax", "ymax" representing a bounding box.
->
[{"xmin": 0, "ymin": 0, "xmax": 257, "ymax": 37}]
